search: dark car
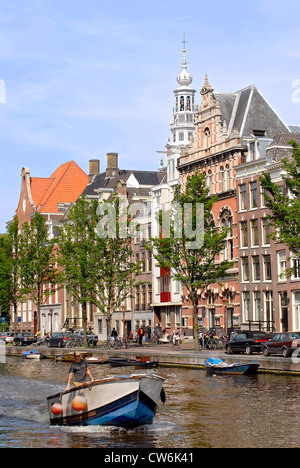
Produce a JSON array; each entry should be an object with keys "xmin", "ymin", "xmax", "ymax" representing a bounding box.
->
[
  {"xmin": 48, "ymin": 332, "xmax": 71, "ymax": 348},
  {"xmin": 262, "ymin": 332, "xmax": 300, "ymax": 358},
  {"xmin": 225, "ymin": 331, "xmax": 271, "ymax": 355},
  {"xmin": 13, "ymin": 333, "xmax": 37, "ymax": 346}
]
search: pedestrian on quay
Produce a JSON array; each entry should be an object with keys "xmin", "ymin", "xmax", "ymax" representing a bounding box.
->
[
  {"xmin": 65, "ymin": 351, "xmax": 94, "ymax": 391},
  {"xmin": 145, "ymin": 325, "xmax": 151, "ymax": 344},
  {"xmin": 111, "ymin": 328, "xmax": 118, "ymax": 343},
  {"xmin": 137, "ymin": 326, "xmax": 145, "ymax": 346}
]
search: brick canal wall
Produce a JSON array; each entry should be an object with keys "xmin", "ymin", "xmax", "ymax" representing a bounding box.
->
[{"xmin": 5, "ymin": 346, "xmax": 300, "ymax": 376}]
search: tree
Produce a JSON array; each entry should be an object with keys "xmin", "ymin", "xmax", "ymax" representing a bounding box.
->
[
  {"xmin": 58, "ymin": 196, "xmax": 141, "ymax": 346},
  {"xmin": 93, "ymin": 194, "xmax": 142, "ymax": 339},
  {"xmin": 20, "ymin": 212, "xmax": 59, "ymax": 333},
  {"xmin": 260, "ymin": 141, "xmax": 300, "ymax": 260},
  {"xmin": 0, "ymin": 218, "xmax": 25, "ymax": 335},
  {"xmin": 58, "ymin": 197, "xmax": 99, "ymax": 347},
  {"xmin": 148, "ymin": 171, "xmax": 234, "ymax": 350}
]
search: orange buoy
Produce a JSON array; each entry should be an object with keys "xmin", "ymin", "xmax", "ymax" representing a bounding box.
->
[
  {"xmin": 72, "ymin": 395, "xmax": 87, "ymax": 412},
  {"xmin": 51, "ymin": 403, "xmax": 63, "ymax": 415}
]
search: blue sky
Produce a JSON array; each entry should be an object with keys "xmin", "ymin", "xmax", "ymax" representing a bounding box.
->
[{"xmin": 0, "ymin": 0, "xmax": 299, "ymax": 232}]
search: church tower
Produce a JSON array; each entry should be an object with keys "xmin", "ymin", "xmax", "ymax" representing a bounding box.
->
[{"xmin": 169, "ymin": 34, "xmax": 196, "ymax": 149}]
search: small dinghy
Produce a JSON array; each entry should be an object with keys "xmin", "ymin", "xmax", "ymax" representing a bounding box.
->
[
  {"xmin": 22, "ymin": 350, "xmax": 45, "ymax": 360},
  {"xmin": 85, "ymin": 355, "xmax": 107, "ymax": 364},
  {"xmin": 109, "ymin": 356, "xmax": 158, "ymax": 368},
  {"xmin": 47, "ymin": 373, "xmax": 165, "ymax": 429},
  {"xmin": 205, "ymin": 358, "xmax": 260, "ymax": 376}
]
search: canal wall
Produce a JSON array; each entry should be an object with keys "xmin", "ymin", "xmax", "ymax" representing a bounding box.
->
[{"xmin": 5, "ymin": 345, "xmax": 300, "ymax": 376}]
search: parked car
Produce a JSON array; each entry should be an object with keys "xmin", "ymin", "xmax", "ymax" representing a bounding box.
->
[
  {"xmin": 48, "ymin": 332, "xmax": 72, "ymax": 348},
  {"xmin": 75, "ymin": 330, "xmax": 98, "ymax": 347},
  {"xmin": 262, "ymin": 332, "xmax": 300, "ymax": 358},
  {"xmin": 13, "ymin": 333, "xmax": 37, "ymax": 346},
  {"xmin": 0, "ymin": 332, "xmax": 14, "ymax": 344},
  {"xmin": 225, "ymin": 331, "xmax": 271, "ymax": 355}
]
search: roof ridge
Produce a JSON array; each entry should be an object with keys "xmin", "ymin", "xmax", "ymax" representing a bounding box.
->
[{"xmin": 38, "ymin": 161, "xmax": 73, "ymax": 211}]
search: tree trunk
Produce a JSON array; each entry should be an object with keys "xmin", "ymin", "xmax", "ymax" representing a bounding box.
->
[
  {"xmin": 82, "ymin": 301, "xmax": 88, "ymax": 347},
  {"xmin": 13, "ymin": 301, "xmax": 17, "ymax": 336},
  {"xmin": 193, "ymin": 297, "xmax": 200, "ymax": 351}
]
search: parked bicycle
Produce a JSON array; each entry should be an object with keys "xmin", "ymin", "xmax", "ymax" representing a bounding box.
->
[{"xmin": 99, "ymin": 337, "xmax": 123, "ymax": 350}]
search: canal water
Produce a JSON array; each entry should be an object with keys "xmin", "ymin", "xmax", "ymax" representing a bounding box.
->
[{"xmin": 0, "ymin": 356, "xmax": 299, "ymax": 448}]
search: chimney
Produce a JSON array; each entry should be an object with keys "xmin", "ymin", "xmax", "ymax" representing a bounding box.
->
[
  {"xmin": 106, "ymin": 153, "xmax": 119, "ymax": 178},
  {"xmin": 89, "ymin": 159, "xmax": 100, "ymax": 182}
]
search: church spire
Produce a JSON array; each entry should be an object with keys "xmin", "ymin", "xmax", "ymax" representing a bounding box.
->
[{"xmin": 169, "ymin": 35, "xmax": 196, "ymax": 149}]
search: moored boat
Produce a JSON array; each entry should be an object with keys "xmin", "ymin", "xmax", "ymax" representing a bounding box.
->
[
  {"xmin": 109, "ymin": 356, "xmax": 158, "ymax": 368},
  {"xmin": 22, "ymin": 350, "xmax": 45, "ymax": 360},
  {"xmin": 205, "ymin": 358, "xmax": 260, "ymax": 376},
  {"xmin": 47, "ymin": 373, "xmax": 165, "ymax": 429},
  {"xmin": 55, "ymin": 353, "xmax": 106, "ymax": 364}
]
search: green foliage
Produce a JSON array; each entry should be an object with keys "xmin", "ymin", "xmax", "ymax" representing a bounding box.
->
[
  {"xmin": 58, "ymin": 196, "xmax": 141, "ymax": 343},
  {"xmin": 260, "ymin": 141, "xmax": 300, "ymax": 258},
  {"xmin": 148, "ymin": 172, "xmax": 234, "ymax": 350},
  {"xmin": 20, "ymin": 212, "xmax": 59, "ymax": 332}
]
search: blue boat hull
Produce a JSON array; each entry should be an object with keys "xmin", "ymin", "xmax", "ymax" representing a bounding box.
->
[
  {"xmin": 48, "ymin": 374, "xmax": 164, "ymax": 429},
  {"xmin": 205, "ymin": 359, "xmax": 260, "ymax": 376}
]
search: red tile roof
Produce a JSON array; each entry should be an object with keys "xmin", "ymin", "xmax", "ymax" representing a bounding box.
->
[{"xmin": 30, "ymin": 161, "xmax": 88, "ymax": 213}]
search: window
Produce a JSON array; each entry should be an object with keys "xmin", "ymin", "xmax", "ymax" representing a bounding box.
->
[
  {"xmin": 220, "ymin": 210, "xmax": 234, "ymax": 261},
  {"xmin": 187, "ymin": 96, "xmax": 191, "ymax": 111},
  {"xmin": 166, "ymin": 307, "xmax": 171, "ymax": 327},
  {"xmin": 240, "ymin": 184, "xmax": 247, "ymax": 210},
  {"xmin": 262, "ymin": 219, "xmax": 271, "ymax": 246},
  {"xmin": 242, "ymin": 292, "xmax": 250, "ymax": 322},
  {"xmin": 220, "ymin": 167, "xmax": 225, "ymax": 192},
  {"xmin": 252, "ymin": 256, "xmax": 260, "ymax": 281},
  {"xmin": 253, "ymin": 291, "xmax": 261, "ymax": 322},
  {"xmin": 263, "ymin": 255, "xmax": 272, "ymax": 281},
  {"xmin": 292, "ymin": 256, "xmax": 300, "ymax": 279},
  {"xmin": 135, "ymin": 286, "xmax": 140, "ymax": 311},
  {"xmin": 264, "ymin": 291, "xmax": 273, "ymax": 331},
  {"xmin": 242, "ymin": 257, "xmax": 249, "ymax": 282},
  {"xmin": 148, "ymin": 285, "xmax": 152, "ymax": 309},
  {"xmin": 161, "ymin": 275, "xmax": 170, "ymax": 293},
  {"xmin": 175, "ymin": 307, "xmax": 181, "ymax": 327},
  {"xmin": 179, "ymin": 132, "xmax": 184, "ymax": 141},
  {"xmin": 180, "ymin": 96, "xmax": 184, "ymax": 111},
  {"xmin": 250, "ymin": 182, "xmax": 258, "ymax": 208},
  {"xmin": 156, "ymin": 277, "xmax": 161, "ymax": 295},
  {"xmin": 204, "ymin": 128, "xmax": 210, "ymax": 149},
  {"xmin": 240, "ymin": 221, "xmax": 248, "ymax": 248},
  {"xmin": 278, "ymin": 250, "xmax": 287, "ymax": 281},
  {"xmin": 225, "ymin": 165, "xmax": 230, "ymax": 191},
  {"xmin": 251, "ymin": 219, "xmax": 259, "ymax": 246},
  {"xmin": 293, "ymin": 291, "xmax": 300, "ymax": 330}
]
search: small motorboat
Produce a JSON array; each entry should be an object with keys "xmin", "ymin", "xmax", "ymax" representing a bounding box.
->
[
  {"xmin": 22, "ymin": 350, "xmax": 45, "ymax": 360},
  {"xmin": 109, "ymin": 356, "xmax": 158, "ymax": 368},
  {"xmin": 47, "ymin": 373, "xmax": 165, "ymax": 429},
  {"xmin": 205, "ymin": 358, "xmax": 260, "ymax": 376}
]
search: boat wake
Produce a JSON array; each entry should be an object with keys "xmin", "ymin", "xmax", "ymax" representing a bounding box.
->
[{"xmin": 60, "ymin": 419, "xmax": 175, "ymax": 435}]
